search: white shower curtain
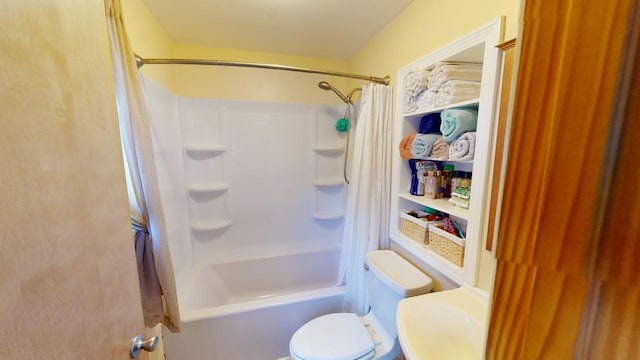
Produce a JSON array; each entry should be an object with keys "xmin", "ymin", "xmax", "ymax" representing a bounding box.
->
[
  {"xmin": 338, "ymin": 83, "xmax": 393, "ymax": 315},
  {"xmin": 105, "ymin": 0, "xmax": 180, "ymax": 331}
]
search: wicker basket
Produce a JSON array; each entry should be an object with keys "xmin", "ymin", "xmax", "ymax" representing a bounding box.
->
[
  {"xmin": 399, "ymin": 212, "xmax": 444, "ymax": 245},
  {"xmin": 427, "ymin": 224, "xmax": 466, "ymax": 266}
]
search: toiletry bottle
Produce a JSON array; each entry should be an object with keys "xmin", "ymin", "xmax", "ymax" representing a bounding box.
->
[
  {"xmin": 460, "ymin": 171, "xmax": 472, "ymax": 188},
  {"xmin": 424, "ymin": 171, "xmax": 437, "ymax": 199},
  {"xmin": 443, "ymin": 164, "xmax": 455, "ymax": 198},
  {"xmin": 442, "ymin": 170, "xmax": 452, "ymax": 198},
  {"xmin": 435, "ymin": 171, "xmax": 443, "ymax": 199},
  {"xmin": 410, "ymin": 160, "xmax": 425, "ymax": 196},
  {"xmin": 451, "ymin": 170, "xmax": 461, "ymax": 194}
]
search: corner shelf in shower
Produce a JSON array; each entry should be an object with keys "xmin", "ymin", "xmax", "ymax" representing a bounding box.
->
[
  {"xmin": 312, "ymin": 146, "xmax": 344, "ymax": 157},
  {"xmin": 312, "ymin": 211, "xmax": 344, "ymax": 220},
  {"xmin": 312, "ymin": 178, "xmax": 345, "ymax": 187},
  {"xmin": 184, "ymin": 144, "xmax": 227, "ymax": 156},
  {"xmin": 187, "ymin": 183, "xmax": 229, "ymax": 194},
  {"xmin": 190, "ymin": 220, "xmax": 232, "ymax": 232}
]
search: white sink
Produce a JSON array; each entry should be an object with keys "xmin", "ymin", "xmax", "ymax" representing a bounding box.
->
[{"xmin": 396, "ymin": 287, "xmax": 488, "ymax": 360}]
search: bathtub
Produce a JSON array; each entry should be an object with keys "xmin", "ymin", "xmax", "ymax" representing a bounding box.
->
[{"xmin": 163, "ymin": 248, "xmax": 346, "ymax": 359}]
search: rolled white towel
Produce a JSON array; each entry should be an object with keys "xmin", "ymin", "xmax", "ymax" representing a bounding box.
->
[
  {"xmin": 427, "ymin": 63, "xmax": 483, "ymax": 91},
  {"xmin": 404, "ymin": 68, "xmax": 430, "ymax": 97},
  {"xmin": 404, "ymin": 93, "xmax": 418, "ymax": 113},
  {"xmin": 416, "ymin": 89, "xmax": 437, "ymax": 110},
  {"xmin": 449, "ymin": 132, "xmax": 476, "ymax": 160},
  {"xmin": 439, "ymin": 80, "xmax": 482, "ymax": 94},
  {"xmin": 435, "ymin": 80, "xmax": 481, "ymax": 106}
]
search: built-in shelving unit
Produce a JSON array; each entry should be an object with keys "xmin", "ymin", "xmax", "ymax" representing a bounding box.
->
[
  {"xmin": 183, "ymin": 140, "xmax": 230, "ymax": 238},
  {"xmin": 390, "ymin": 18, "xmax": 504, "ymax": 286},
  {"xmin": 312, "ymin": 118, "xmax": 347, "ymax": 221}
]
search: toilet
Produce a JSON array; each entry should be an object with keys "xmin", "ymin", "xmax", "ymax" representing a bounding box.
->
[{"xmin": 289, "ymin": 250, "xmax": 433, "ymax": 360}]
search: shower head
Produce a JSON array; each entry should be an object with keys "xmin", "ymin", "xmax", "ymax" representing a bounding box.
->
[
  {"xmin": 318, "ymin": 81, "xmax": 332, "ymax": 91},
  {"xmin": 318, "ymin": 81, "xmax": 352, "ymax": 104}
]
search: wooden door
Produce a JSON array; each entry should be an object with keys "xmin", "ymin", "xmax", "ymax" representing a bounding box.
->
[
  {"xmin": 486, "ymin": 0, "xmax": 639, "ymax": 358},
  {"xmin": 0, "ymin": 1, "xmax": 146, "ymax": 358}
]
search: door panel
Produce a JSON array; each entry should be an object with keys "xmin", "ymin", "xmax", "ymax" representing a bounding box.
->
[
  {"xmin": 0, "ymin": 1, "xmax": 146, "ymax": 358},
  {"xmin": 487, "ymin": 0, "xmax": 637, "ymax": 358}
]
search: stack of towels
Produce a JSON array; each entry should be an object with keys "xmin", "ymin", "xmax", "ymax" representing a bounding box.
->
[
  {"xmin": 399, "ymin": 107, "xmax": 478, "ymax": 161},
  {"xmin": 403, "ymin": 67, "xmax": 430, "ymax": 113},
  {"xmin": 404, "ymin": 62, "xmax": 482, "ymax": 113}
]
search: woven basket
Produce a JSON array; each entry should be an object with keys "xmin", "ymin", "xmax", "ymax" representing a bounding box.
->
[
  {"xmin": 399, "ymin": 212, "xmax": 444, "ymax": 245},
  {"xmin": 427, "ymin": 224, "xmax": 466, "ymax": 266}
]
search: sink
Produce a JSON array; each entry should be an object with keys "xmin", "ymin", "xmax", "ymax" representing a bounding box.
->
[{"xmin": 396, "ymin": 287, "xmax": 488, "ymax": 360}]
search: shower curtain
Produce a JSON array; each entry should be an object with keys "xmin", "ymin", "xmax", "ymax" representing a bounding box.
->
[
  {"xmin": 338, "ymin": 84, "xmax": 393, "ymax": 315},
  {"xmin": 105, "ymin": 0, "xmax": 180, "ymax": 331}
]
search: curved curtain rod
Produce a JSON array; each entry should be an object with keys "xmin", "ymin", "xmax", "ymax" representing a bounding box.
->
[{"xmin": 134, "ymin": 54, "xmax": 391, "ymax": 85}]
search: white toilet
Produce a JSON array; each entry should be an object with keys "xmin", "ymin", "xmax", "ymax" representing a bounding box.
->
[{"xmin": 289, "ymin": 250, "xmax": 433, "ymax": 360}]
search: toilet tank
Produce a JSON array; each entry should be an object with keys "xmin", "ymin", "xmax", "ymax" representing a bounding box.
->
[{"xmin": 365, "ymin": 250, "xmax": 433, "ymax": 339}]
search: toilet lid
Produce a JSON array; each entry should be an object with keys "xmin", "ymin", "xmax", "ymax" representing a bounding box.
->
[{"xmin": 290, "ymin": 313, "xmax": 375, "ymax": 360}]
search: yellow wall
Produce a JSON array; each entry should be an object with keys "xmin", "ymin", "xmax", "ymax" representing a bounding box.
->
[
  {"xmin": 123, "ymin": 0, "xmax": 520, "ymax": 105},
  {"xmin": 347, "ymin": 0, "xmax": 521, "ymax": 85},
  {"xmin": 121, "ymin": 0, "xmax": 176, "ymax": 91},
  {"xmin": 121, "ymin": 0, "xmax": 350, "ymax": 104},
  {"xmin": 171, "ymin": 44, "xmax": 349, "ymax": 103}
]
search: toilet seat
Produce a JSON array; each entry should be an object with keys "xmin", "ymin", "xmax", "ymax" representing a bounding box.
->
[{"xmin": 289, "ymin": 313, "xmax": 375, "ymax": 360}]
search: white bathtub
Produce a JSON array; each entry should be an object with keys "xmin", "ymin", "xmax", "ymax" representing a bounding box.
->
[{"xmin": 163, "ymin": 248, "xmax": 346, "ymax": 359}]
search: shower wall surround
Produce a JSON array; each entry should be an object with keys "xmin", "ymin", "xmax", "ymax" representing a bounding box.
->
[{"xmin": 143, "ymin": 77, "xmax": 348, "ymax": 288}]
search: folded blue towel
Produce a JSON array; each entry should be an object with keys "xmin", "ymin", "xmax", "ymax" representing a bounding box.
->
[
  {"xmin": 419, "ymin": 113, "xmax": 441, "ymax": 134},
  {"xmin": 410, "ymin": 133, "xmax": 441, "ymax": 159},
  {"xmin": 440, "ymin": 107, "xmax": 478, "ymax": 142}
]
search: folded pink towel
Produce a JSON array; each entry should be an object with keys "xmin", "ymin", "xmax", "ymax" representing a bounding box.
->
[{"xmin": 429, "ymin": 137, "xmax": 450, "ymax": 159}]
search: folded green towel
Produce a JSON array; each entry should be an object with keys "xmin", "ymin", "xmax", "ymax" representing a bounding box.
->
[{"xmin": 440, "ymin": 107, "xmax": 478, "ymax": 142}]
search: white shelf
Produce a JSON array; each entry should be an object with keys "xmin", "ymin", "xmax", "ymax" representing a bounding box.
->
[
  {"xmin": 184, "ymin": 144, "xmax": 227, "ymax": 155},
  {"xmin": 312, "ymin": 211, "xmax": 344, "ymax": 220},
  {"xmin": 312, "ymin": 178, "xmax": 344, "ymax": 187},
  {"xmin": 313, "ymin": 146, "xmax": 344, "ymax": 156},
  {"xmin": 399, "ymin": 192, "xmax": 469, "ymax": 220},
  {"xmin": 415, "ymin": 157, "xmax": 474, "ymax": 164},
  {"xmin": 392, "ymin": 231, "xmax": 463, "ymax": 285},
  {"xmin": 403, "ymin": 98, "xmax": 480, "ymax": 119},
  {"xmin": 187, "ymin": 183, "xmax": 229, "ymax": 193},
  {"xmin": 191, "ymin": 220, "xmax": 232, "ymax": 232}
]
